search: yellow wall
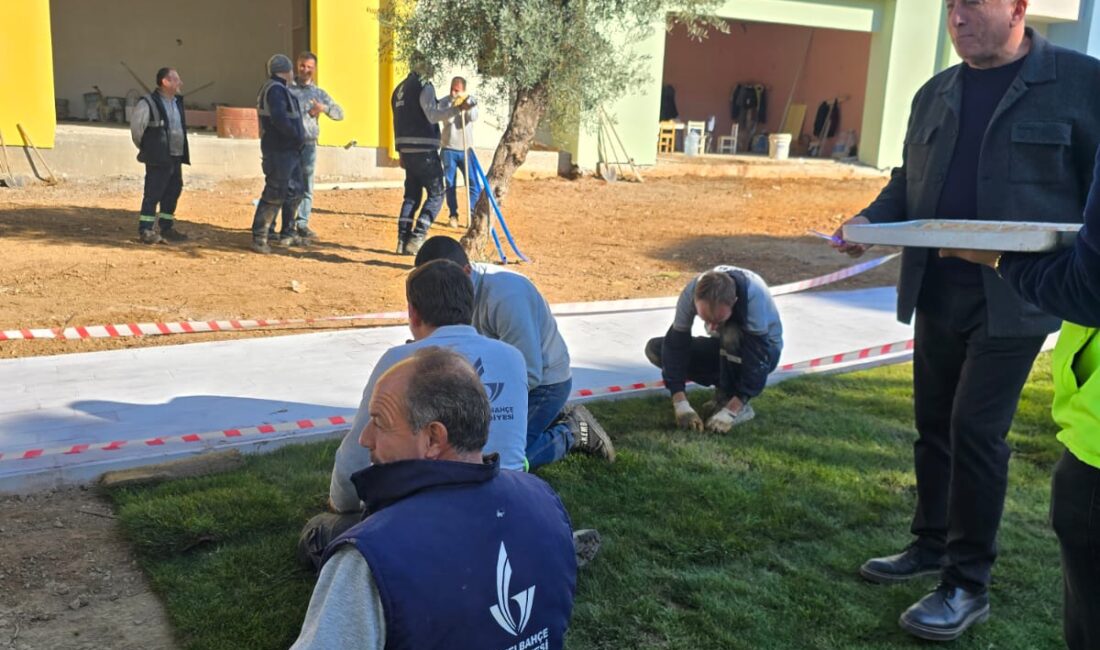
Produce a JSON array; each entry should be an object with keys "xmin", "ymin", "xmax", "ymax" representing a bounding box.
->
[
  {"xmin": 1, "ymin": 2, "xmax": 56, "ymax": 147},
  {"xmin": 312, "ymin": 0, "xmax": 397, "ymax": 152}
]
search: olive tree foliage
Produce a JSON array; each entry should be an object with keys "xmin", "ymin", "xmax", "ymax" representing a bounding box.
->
[{"xmin": 379, "ymin": 0, "xmax": 723, "ymax": 254}]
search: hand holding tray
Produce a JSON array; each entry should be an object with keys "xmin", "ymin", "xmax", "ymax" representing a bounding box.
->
[{"xmin": 842, "ymin": 219, "xmax": 1080, "ymax": 252}]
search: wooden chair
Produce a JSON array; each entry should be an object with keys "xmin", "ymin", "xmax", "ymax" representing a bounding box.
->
[
  {"xmin": 658, "ymin": 121, "xmax": 676, "ymax": 153},
  {"xmin": 685, "ymin": 120, "xmax": 706, "ymax": 155},
  {"xmin": 717, "ymin": 124, "xmax": 740, "ymax": 154}
]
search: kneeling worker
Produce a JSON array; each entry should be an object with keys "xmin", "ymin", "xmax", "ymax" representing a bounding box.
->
[
  {"xmin": 290, "ymin": 347, "xmax": 576, "ymax": 649},
  {"xmin": 645, "ymin": 266, "xmax": 783, "ymax": 432}
]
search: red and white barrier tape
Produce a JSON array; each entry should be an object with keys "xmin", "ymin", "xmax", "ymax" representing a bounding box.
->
[
  {"xmin": 0, "ymin": 255, "xmax": 897, "ymax": 341},
  {"xmin": 0, "ymin": 336, "xmax": 915, "ymax": 464}
]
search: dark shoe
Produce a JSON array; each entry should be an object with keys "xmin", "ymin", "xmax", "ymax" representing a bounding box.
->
[
  {"xmin": 899, "ymin": 583, "xmax": 989, "ymax": 642},
  {"xmin": 448, "ymin": 215, "xmax": 460, "ymax": 228},
  {"xmin": 160, "ymin": 227, "xmax": 188, "ymax": 243},
  {"xmin": 274, "ymin": 232, "xmax": 299, "ymax": 247},
  {"xmin": 251, "ymin": 239, "xmax": 271, "ymax": 254},
  {"xmin": 139, "ymin": 229, "xmax": 162, "ymax": 245},
  {"xmin": 405, "ymin": 235, "xmax": 425, "ymax": 256},
  {"xmin": 566, "ymin": 404, "xmax": 616, "ymax": 461},
  {"xmin": 298, "ymin": 226, "xmax": 319, "ymax": 243},
  {"xmin": 860, "ymin": 545, "xmax": 944, "ymax": 584},
  {"xmin": 573, "ymin": 528, "xmax": 602, "ymax": 569},
  {"xmin": 395, "ymin": 239, "xmax": 407, "ymax": 255}
]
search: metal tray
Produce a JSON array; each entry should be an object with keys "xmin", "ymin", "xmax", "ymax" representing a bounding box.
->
[{"xmin": 842, "ymin": 219, "xmax": 1080, "ymax": 252}]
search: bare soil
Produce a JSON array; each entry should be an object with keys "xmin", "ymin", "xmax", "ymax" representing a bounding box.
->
[
  {"xmin": 0, "ymin": 173, "xmax": 889, "ymax": 648},
  {"xmin": 0, "ymin": 175, "xmax": 889, "ymax": 359}
]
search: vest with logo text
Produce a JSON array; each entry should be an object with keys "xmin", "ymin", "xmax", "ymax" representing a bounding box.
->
[
  {"xmin": 392, "ymin": 72, "xmax": 441, "ymax": 153},
  {"xmin": 326, "ymin": 467, "xmax": 576, "ymax": 650}
]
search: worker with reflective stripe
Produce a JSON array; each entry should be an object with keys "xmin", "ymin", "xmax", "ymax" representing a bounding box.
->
[{"xmin": 129, "ymin": 67, "xmax": 190, "ymax": 245}]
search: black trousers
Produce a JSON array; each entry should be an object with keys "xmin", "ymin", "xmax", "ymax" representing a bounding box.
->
[
  {"xmin": 398, "ymin": 150, "xmax": 445, "ymax": 241},
  {"xmin": 1051, "ymin": 450, "xmax": 1100, "ymax": 650},
  {"xmin": 910, "ymin": 286, "xmax": 1045, "ymax": 592},
  {"xmin": 644, "ymin": 322, "xmax": 780, "ymax": 402},
  {"xmin": 140, "ymin": 159, "xmax": 183, "ymax": 227},
  {"xmin": 297, "ymin": 511, "xmax": 361, "ymax": 572}
]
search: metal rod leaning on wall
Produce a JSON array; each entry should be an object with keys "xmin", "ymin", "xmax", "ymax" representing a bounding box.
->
[{"xmin": 16, "ymin": 124, "xmax": 58, "ymax": 185}]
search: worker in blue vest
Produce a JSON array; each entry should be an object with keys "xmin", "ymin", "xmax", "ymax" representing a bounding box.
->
[
  {"xmin": 129, "ymin": 67, "xmax": 190, "ymax": 244},
  {"xmin": 250, "ymin": 54, "xmax": 306, "ymax": 254},
  {"xmin": 290, "ymin": 347, "xmax": 576, "ymax": 649},
  {"xmin": 391, "ymin": 57, "xmax": 471, "ymax": 256}
]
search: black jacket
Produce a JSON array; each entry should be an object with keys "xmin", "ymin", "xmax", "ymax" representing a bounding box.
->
[
  {"xmin": 137, "ymin": 92, "xmax": 190, "ymax": 166},
  {"xmin": 858, "ymin": 29, "xmax": 1100, "ymax": 337}
]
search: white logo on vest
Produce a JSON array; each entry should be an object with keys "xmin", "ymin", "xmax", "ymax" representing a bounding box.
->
[{"xmin": 490, "ymin": 542, "xmax": 536, "ymax": 637}]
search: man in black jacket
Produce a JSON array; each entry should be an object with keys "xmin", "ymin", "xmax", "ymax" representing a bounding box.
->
[
  {"xmin": 644, "ymin": 267, "xmax": 783, "ymax": 433},
  {"xmin": 129, "ymin": 67, "xmax": 190, "ymax": 244},
  {"xmin": 833, "ymin": 1, "xmax": 1100, "ymax": 641}
]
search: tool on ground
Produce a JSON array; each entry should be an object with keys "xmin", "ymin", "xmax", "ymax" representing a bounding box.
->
[
  {"xmin": 0, "ymin": 127, "xmax": 22, "ymax": 189},
  {"xmin": 779, "ymin": 29, "xmax": 814, "ymax": 139},
  {"xmin": 596, "ymin": 120, "xmax": 616, "ymax": 182},
  {"xmin": 468, "ymin": 150, "xmax": 529, "ymax": 264},
  {"xmin": 16, "ymin": 124, "xmax": 58, "ymax": 185},
  {"xmin": 597, "ymin": 106, "xmax": 643, "ymax": 182}
]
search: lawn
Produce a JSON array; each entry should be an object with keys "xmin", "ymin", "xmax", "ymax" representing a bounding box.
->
[{"xmin": 106, "ymin": 356, "xmax": 1065, "ymax": 649}]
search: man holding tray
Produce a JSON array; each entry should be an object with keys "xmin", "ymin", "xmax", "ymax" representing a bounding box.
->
[{"xmin": 832, "ymin": 0, "xmax": 1100, "ymax": 642}]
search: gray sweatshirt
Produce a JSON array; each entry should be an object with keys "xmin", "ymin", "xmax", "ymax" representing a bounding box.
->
[
  {"xmin": 129, "ymin": 92, "xmax": 185, "ymax": 156},
  {"xmin": 470, "ymin": 263, "xmax": 572, "ymax": 390},
  {"xmin": 437, "ymin": 94, "xmax": 478, "ymax": 151},
  {"xmin": 290, "ymin": 81, "xmax": 344, "ymax": 143}
]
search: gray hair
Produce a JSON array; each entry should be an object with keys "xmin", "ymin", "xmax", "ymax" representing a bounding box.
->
[{"xmin": 404, "ymin": 347, "xmax": 489, "ymax": 453}]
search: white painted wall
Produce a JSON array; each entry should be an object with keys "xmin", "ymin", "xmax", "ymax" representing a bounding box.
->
[
  {"xmin": 50, "ymin": 0, "xmax": 296, "ymax": 116},
  {"xmin": 1029, "ymin": 0, "xmax": 1083, "ymax": 22}
]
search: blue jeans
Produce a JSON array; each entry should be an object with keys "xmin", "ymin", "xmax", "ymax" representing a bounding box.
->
[
  {"xmin": 441, "ymin": 148, "xmax": 482, "ymax": 217},
  {"xmin": 295, "ymin": 143, "xmax": 317, "ymax": 230},
  {"xmin": 525, "ymin": 378, "xmax": 574, "ymax": 469}
]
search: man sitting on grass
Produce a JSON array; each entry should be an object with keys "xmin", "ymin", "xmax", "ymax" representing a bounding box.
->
[
  {"xmin": 645, "ymin": 266, "xmax": 783, "ymax": 432},
  {"xmin": 290, "ymin": 347, "xmax": 577, "ymax": 649},
  {"xmin": 299, "ymin": 259, "xmax": 529, "ymax": 569}
]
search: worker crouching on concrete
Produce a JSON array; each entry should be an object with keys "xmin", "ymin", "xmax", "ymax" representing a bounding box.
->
[
  {"xmin": 645, "ymin": 267, "xmax": 784, "ymax": 433},
  {"xmin": 129, "ymin": 67, "xmax": 190, "ymax": 244},
  {"xmin": 250, "ymin": 54, "xmax": 306, "ymax": 254}
]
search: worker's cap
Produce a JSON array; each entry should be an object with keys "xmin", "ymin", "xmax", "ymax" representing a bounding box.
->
[{"xmin": 267, "ymin": 54, "xmax": 293, "ymax": 76}]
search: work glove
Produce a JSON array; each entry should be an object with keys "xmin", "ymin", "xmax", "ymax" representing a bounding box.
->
[
  {"xmin": 705, "ymin": 408, "xmax": 736, "ymax": 433},
  {"xmin": 673, "ymin": 399, "xmax": 703, "ymax": 432}
]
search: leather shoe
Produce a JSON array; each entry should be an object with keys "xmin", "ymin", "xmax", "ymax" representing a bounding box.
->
[
  {"xmin": 860, "ymin": 545, "xmax": 944, "ymax": 584},
  {"xmin": 899, "ymin": 582, "xmax": 989, "ymax": 641}
]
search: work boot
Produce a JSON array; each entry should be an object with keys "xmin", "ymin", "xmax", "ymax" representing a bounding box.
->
[
  {"xmin": 139, "ymin": 229, "xmax": 162, "ymax": 245},
  {"xmin": 297, "ymin": 226, "xmax": 319, "ymax": 243},
  {"xmin": 405, "ymin": 235, "xmax": 426, "ymax": 256},
  {"xmin": 395, "ymin": 238, "xmax": 407, "ymax": 255},
  {"xmin": 573, "ymin": 529, "xmax": 602, "ymax": 569},
  {"xmin": 860, "ymin": 545, "xmax": 945, "ymax": 584},
  {"xmin": 275, "ymin": 231, "xmax": 299, "ymax": 247},
  {"xmin": 565, "ymin": 404, "xmax": 615, "ymax": 461},
  {"xmin": 160, "ymin": 227, "xmax": 188, "ymax": 243},
  {"xmin": 899, "ymin": 583, "xmax": 990, "ymax": 642},
  {"xmin": 448, "ymin": 215, "xmax": 460, "ymax": 229},
  {"xmin": 251, "ymin": 239, "xmax": 271, "ymax": 254}
]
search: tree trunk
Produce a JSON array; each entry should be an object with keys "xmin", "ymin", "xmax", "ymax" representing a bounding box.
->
[{"xmin": 460, "ymin": 80, "xmax": 550, "ymax": 257}]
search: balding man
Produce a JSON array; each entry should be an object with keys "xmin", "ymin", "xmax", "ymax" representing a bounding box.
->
[
  {"xmin": 833, "ymin": 1, "xmax": 1100, "ymax": 640},
  {"xmin": 290, "ymin": 348, "xmax": 577, "ymax": 650}
]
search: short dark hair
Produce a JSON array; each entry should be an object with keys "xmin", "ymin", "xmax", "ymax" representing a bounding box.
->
[
  {"xmin": 694, "ymin": 270, "xmax": 737, "ymax": 306},
  {"xmin": 414, "ymin": 236, "xmax": 469, "ymax": 268},
  {"xmin": 404, "ymin": 347, "xmax": 489, "ymax": 453},
  {"xmin": 451, "ymin": 76, "xmax": 467, "ymax": 89},
  {"xmin": 297, "ymin": 51, "xmax": 317, "ymax": 63},
  {"xmin": 155, "ymin": 67, "xmax": 175, "ymax": 88},
  {"xmin": 406, "ymin": 260, "xmax": 474, "ymax": 327}
]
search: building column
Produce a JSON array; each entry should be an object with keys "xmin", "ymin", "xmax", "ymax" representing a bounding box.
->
[
  {"xmin": 0, "ymin": 3, "xmax": 55, "ymax": 147},
  {"xmin": 1047, "ymin": 1, "xmax": 1100, "ymax": 58}
]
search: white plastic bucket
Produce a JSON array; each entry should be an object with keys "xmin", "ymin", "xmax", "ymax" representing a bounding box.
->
[
  {"xmin": 684, "ymin": 131, "xmax": 700, "ymax": 157},
  {"xmin": 768, "ymin": 133, "xmax": 792, "ymax": 160}
]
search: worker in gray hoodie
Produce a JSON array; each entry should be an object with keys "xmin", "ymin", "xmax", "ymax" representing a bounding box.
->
[
  {"xmin": 415, "ymin": 236, "xmax": 615, "ymax": 468},
  {"xmin": 289, "ymin": 51, "xmax": 343, "ymax": 243}
]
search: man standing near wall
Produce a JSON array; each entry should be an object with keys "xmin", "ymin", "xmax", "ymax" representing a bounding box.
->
[
  {"xmin": 250, "ymin": 54, "xmax": 306, "ymax": 254},
  {"xmin": 391, "ymin": 58, "xmax": 470, "ymax": 256},
  {"xmin": 290, "ymin": 51, "xmax": 343, "ymax": 244},
  {"xmin": 832, "ymin": 1, "xmax": 1100, "ymax": 641},
  {"xmin": 438, "ymin": 76, "xmax": 481, "ymax": 229},
  {"xmin": 129, "ymin": 67, "xmax": 190, "ymax": 245}
]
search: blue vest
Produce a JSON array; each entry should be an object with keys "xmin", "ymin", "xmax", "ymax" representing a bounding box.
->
[
  {"xmin": 392, "ymin": 73, "xmax": 441, "ymax": 152},
  {"xmin": 256, "ymin": 76, "xmax": 304, "ymax": 151},
  {"xmin": 324, "ymin": 457, "xmax": 576, "ymax": 650}
]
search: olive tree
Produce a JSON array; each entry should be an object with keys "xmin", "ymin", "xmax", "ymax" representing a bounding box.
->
[{"xmin": 380, "ymin": 0, "xmax": 722, "ymax": 253}]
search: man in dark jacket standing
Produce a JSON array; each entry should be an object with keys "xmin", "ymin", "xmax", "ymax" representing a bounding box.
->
[
  {"xmin": 129, "ymin": 67, "xmax": 190, "ymax": 244},
  {"xmin": 833, "ymin": 1, "xmax": 1100, "ymax": 641},
  {"xmin": 391, "ymin": 58, "xmax": 469, "ymax": 256},
  {"xmin": 250, "ymin": 54, "xmax": 306, "ymax": 254}
]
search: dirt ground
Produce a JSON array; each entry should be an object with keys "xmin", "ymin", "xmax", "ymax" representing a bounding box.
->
[
  {"xmin": 0, "ymin": 174, "xmax": 890, "ymax": 359},
  {"xmin": 0, "ymin": 489, "xmax": 177, "ymax": 650},
  {"xmin": 0, "ymin": 173, "xmax": 890, "ymax": 648}
]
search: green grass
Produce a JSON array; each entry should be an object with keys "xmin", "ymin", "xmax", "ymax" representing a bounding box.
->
[{"xmin": 107, "ymin": 355, "xmax": 1066, "ymax": 649}]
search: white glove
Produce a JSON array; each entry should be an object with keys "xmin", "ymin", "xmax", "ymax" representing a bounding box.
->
[
  {"xmin": 706, "ymin": 408, "xmax": 736, "ymax": 433},
  {"xmin": 674, "ymin": 399, "xmax": 703, "ymax": 431}
]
